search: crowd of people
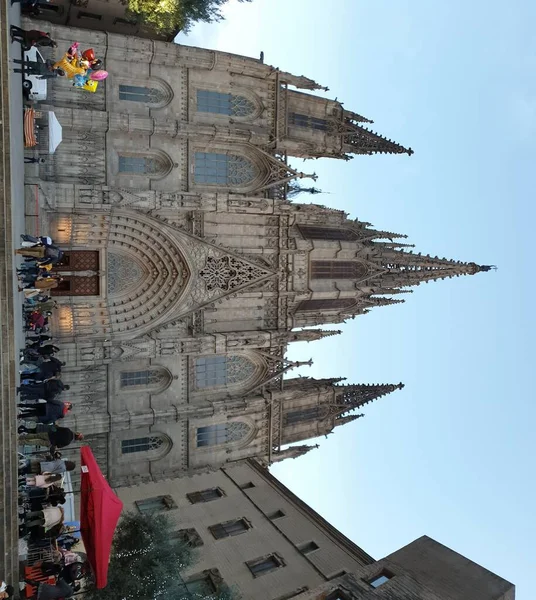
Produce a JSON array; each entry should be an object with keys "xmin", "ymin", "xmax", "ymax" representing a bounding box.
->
[{"xmin": 8, "ymin": 235, "xmax": 88, "ymax": 600}]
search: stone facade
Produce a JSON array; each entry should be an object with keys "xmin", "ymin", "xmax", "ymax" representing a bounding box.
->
[
  {"xmin": 22, "ymin": 19, "xmax": 491, "ymax": 489},
  {"xmin": 25, "ymin": 0, "xmax": 174, "ymax": 41},
  {"xmin": 115, "ymin": 459, "xmax": 515, "ymax": 600}
]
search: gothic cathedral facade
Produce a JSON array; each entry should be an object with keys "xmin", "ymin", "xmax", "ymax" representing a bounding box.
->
[{"xmin": 23, "ymin": 19, "xmax": 490, "ymax": 487}]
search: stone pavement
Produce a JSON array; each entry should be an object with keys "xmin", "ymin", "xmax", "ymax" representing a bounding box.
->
[{"xmin": 1, "ymin": 0, "xmax": 27, "ymax": 589}]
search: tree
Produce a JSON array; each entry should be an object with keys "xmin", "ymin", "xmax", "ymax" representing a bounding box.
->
[
  {"xmin": 83, "ymin": 512, "xmax": 240, "ymax": 600},
  {"xmin": 123, "ymin": 0, "xmax": 252, "ymax": 36}
]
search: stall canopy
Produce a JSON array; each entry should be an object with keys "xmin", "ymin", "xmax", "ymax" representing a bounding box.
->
[
  {"xmin": 80, "ymin": 446, "xmax": 124, "ymax": 589},
  {"xmin": 48, "ymin": 111, "xmax": 62, "ymax": 153}
]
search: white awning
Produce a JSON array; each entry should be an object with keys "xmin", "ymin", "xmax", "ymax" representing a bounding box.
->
[{"xmin": 48, "ymin": 111, "xmax": 63, "ymax": 154}]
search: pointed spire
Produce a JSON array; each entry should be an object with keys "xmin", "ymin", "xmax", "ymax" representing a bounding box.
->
[
  {"xmin": 270, "ymin": 444, "xmax": 320, "ymax": 462},
  {"xmin": 334, "ymin": 382, "xmax": 404, "ymax": 412},
  {"xmin": 341, "ymin": 118, "xmax": 413, "ymax": 157},
  {"xmin": 345, "ymin": 110, "xmax": 374, "ymax": 124},
  {"xmin": 336, "ymin": 413, "xmax": 365, "ymax": 426},
  {"xmin": 288, "ymin": 329, "xmax": 343, "ymax": 343},
  {"xmin": 377, "ymin": 249, "xmax": 494, "ymax": 286},
  {"xmin": 364, "ymin": 297, "xmax": 405, "ymax": 308}
]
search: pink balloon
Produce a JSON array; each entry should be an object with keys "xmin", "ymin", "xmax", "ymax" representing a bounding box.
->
[{"xmin": 90, "ymin": 70, "xmax": 108, "ymax": 81}]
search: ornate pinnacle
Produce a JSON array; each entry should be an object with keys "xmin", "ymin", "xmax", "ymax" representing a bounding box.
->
[
  {"xmin": 336, "ymin": 413, "xmax": 365, "ymax": 426},
  {"xmin": 335, "ymin": 382, "xmax": 404, "ymax": 410},
  {"xmin": 270, "ymin": 444, "xmax": 320, "ymax": 463},
  {"xmin": 288, "ymin": 329, "xmax": 343, "ymax": 343}
]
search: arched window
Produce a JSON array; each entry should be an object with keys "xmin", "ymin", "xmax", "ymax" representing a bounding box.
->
[
  {"xmin": 284, "ymin": 407, "xmax": 323, "ymax": 425},
  {"xmin": 194, "ymin": 152, "xmax": 258, "ymax": 186},
  {"xmin": 196, "ymin": 421, "xmax": 251, "ymax": 447},
  {"xmin": 311, "ymin": 261, "xmax": 367, "ymax": 280},
  {"xmin": 117, "ymin": 151, "xmax": 174, "ymax": 178},
  {"xmin": 289, "ymin": 113, "xmax": 328, "ymax": 131},
  {"xmin": 197, "ymin": 90, "xmax": 255, "ymax": 117},
  {"xmin": 298, "ymin": 225, "xmax": 358, "ymax": 241},
  {"xmin": 119, "ymin": 368, "xmax": 171, "ymax": 392},
  {"xmin": 119, "ymin": 85, "xmax": 166, "ymax": 104},
  {"xmin": 194, "ymin": 355, "xmax": 256, "ymax": 389},
  {"xmin": 297, "ymin": 299, "xmax": 355, "ymax": 311},
  {"xmin": 121, "ymin": 436, "xmax": 164, "ymax": 454}
]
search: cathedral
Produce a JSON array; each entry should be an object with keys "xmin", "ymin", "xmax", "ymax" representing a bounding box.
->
[{"xmin": 23, "ymin": 19, "xmax": 491, "ymax": 488}]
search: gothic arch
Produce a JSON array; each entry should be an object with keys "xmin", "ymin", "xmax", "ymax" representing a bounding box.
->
[
  {"xmin": 194, "ymin": 85, "xmax": 263, "ymax": 120},
  {"xmin": 105, "ymin": 211, "xmax": 191, "ymax": 337},
  {"xmin": 118, "ymin": 366, "xmax": 173, "ymax": 394},
  {"xmin": 115, "ymin": 148, "xmax": 176, "ymax": 180},
  {"xmin": 191, "ymin": 144, "xmax": 283, "ymax": 193},
  {"xmin": 195, "ymin": 418, "xmax": 257, "ymax": 450},
  {"xmin": 190, "ymin": 352, "xmax": 266, "ymax": 394},
  {"xmin": 120, "ymin": 432, "xmax": 173, "ymax": 461},
  {"xmin": 115, "ymin": 77, "xmax": 174, "ymax": 109},
  {"xmin": 49, "ymin": 210, "xmax": 193, "ymax": 340}
]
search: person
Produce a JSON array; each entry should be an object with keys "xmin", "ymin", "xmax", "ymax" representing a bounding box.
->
[
  {"xmin": 0, "ymin": 581, "xmax": 14, "ymax": 599},
  {"xmin": 24, "ymin": 506, "xmax": 64, "ymax": 530},
  {"xmin": 35, "ymin": 299, "xmax": 58, "ymax": 313},
  {"xmin": 26, "ymin": 333, "xmax": 54, "ymax": 345},
  {"xmin": 19, "ymin": 457, "xmax": 75, "ymax": 476},
  {"xmin": 12, "ymin": 57, "xmax": 64, "ymax": 78},
  {"xmin": 21, "ymin": 234, "xmax": 53, "ymax": 246},
  {"xmin": 17, "ymin": 400, "xmax": 73, "ymax": 423},
  {"xmin": 37, "ymin": 344, "xmax": 60, "ymax": 357},
  {"xmin": 10, "ymin": 26, "xmax": 57, "ymax": 49},
  {"xmin": 24, "ymin": 156, "xmax": 46, "ymax": 164},
  {"xmin": 18, "ymin": 424, "xmax": 83, "ymax": 450},
  {"xmin": 35, "ymin": 359, "xmax": 65, "ymax": 379},
  {"xmin": 16, "ymin": 245, "xmax": 63, "ymax": 263},
  {"xmin": 17, "ymin": 379, "xmax": 69, "ymax": 400},
  {"xmin": 24, "ymin": 473, "xmax": 63, "ymax": 488},
  {"xmin": 19, "ymin": 276, "xmax": 62, "ymax": 292}
]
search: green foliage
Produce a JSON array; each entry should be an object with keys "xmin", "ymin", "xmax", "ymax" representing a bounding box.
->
[
  {"xmin": 83, "ymin": 512, "xmax": 239, "ymax": 600},
  {"xmin": 123, "ymin": 0, "xmax": 252, "ymax": 36}
]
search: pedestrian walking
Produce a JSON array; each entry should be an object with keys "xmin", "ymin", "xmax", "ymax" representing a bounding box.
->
[
  {"xmin": 12, "ymin": 58, "xmax": 64, "ymax": 78},
  {"xmin": 19, "ymin": 457, "xmax": 75, "ymax": 476},
  {"xmin": 18, "ymin": 424, "xmax": 83, "ymax": 450},
  {"xmin": 18, "ymin": 400, "xmax": 73, "ymax": 423},
  {"xmin": 24, "ymin": 156, "xmax": 46, "ymax": 164},
  {"xmin": 18, "ymin": 379, "xmax": 69, "ymax": 400},
  {"xmin": 10, "ymin": 26, "xmax": 57, "ymax": 49}
]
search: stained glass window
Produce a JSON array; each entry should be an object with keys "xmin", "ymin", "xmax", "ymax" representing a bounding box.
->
[
  {"xmin": 119, "ymin": 84, "xmax": 164, "ymax": 104},
  {"xmin": 284, "ymin": 407, "xmax": 320, "ymax": 425},
  {"xmin": 196, "ymin": 422, "xmax": 251, "ymax": 447},
  {"xmin": 120, "ymin": 370, "xmax": 166, "ymax": 387},
  {"xmin": 194, "ymin": 152, "xmax": 257, "ymax": 186},
  {"xmin": 197, "ymin": 90, "xmax": 255, "ymax": 117},
  {"xmin": 311, "ymin": 261, "xmax": 367, "ymax": 280},
  {"xmin": 289, "ymin": 113, "xmax": 328, "ymax": 131},
  {"xmin": 297, "ymin": 299, "xmax": 355, "ymax": 311},
  {"xmin": 121, "ymin": 436, "xmax": 164, "ymax": 454},
  {"xmin": 118, "ymin": 155, "xmax": 160, "ymax": 174},
  {"xmin": 194, "ymin": 355, "xmax": 256, "ymax": 389},
  {"xmin": 298, "ymin": 225, "xmax": 358, "ymax": 241}
]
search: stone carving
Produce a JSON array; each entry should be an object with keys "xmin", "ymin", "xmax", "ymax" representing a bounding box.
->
[
  {"xmin": 200, "ymin": 256, "xmax": 266, "ymax": 292},
  {"xmin": 107, "ymin": 253, "xmax": 145, "ymax": 295}
]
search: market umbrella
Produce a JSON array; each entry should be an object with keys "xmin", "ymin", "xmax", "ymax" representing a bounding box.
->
[
  {"xmin": 80, "ymin": 446, "xmax": 124, "ymax": 589},
  {"xmin": 47, "ymin": 111, "xmax": 62, "ymax": 153}
]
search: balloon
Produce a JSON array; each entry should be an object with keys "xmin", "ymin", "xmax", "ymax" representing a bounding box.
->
[
  {"xmin": 89, "ymin": 70, "xmax": 108, "ymax": 81},
  {"xmin": 82, "ymin": 48, "xmax": 95, "ymax": 62}
]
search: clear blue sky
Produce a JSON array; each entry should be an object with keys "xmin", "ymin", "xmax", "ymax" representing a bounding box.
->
[{"xmin": 178, "ymin": 1, "xmax": 534, "ymax": 596}]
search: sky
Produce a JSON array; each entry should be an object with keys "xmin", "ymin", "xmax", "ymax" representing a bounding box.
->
[{"xmin": 178, "ymin": 1, "xmax": 534, "ymax": 596}]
